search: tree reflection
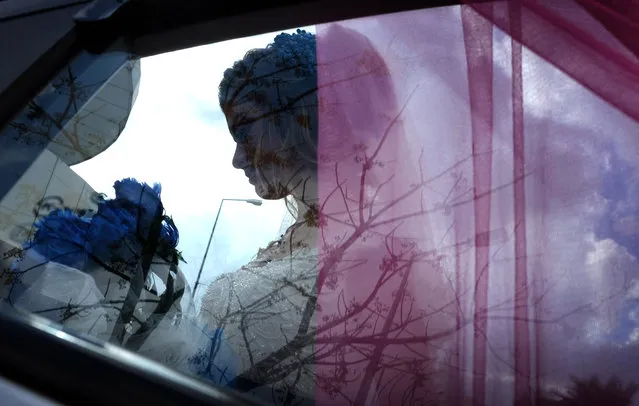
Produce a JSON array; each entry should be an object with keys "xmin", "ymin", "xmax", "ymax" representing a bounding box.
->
[
  {"xmin": 8, "ymin": 66, "xmax": 103, "ymax": 160},
  {"xmin": 196, "ymin": 24, "xmax": 638, "ymax": 406}
]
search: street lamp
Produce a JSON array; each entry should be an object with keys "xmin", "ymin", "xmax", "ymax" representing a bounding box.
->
[{"xmin": 192, "ymin": 198, "xmax": 263, "ymax": 298}]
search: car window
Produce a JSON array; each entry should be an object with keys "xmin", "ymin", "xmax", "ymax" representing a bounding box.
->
[{"xmin": 2, "ymin": 3, "xmax": 639, "ymax": 406}]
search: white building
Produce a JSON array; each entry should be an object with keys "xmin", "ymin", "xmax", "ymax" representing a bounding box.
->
[{"xmin": 0, "ymin": 56, "xmax": 141, "ymax": 270}]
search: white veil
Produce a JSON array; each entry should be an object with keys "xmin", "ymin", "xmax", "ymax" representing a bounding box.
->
[{"xmin": 314, "ymin": 4, "xmax": 639, "ymax": 405}]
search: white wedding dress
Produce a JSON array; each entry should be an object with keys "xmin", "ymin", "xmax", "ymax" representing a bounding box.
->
[{"xmin": 200, "ymin": 225, "xmax": 318, "ymax": 405}]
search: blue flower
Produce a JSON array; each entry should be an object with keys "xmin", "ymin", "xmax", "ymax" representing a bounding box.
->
[
  {"xmin": 17, "ymin": 178, "xmax": 181, "ymax": 274},
  {"xmin": 113, "ymin": 178, "xmax": 163, "ymax": 236},
  {"xmin": 114, "ymin": 177, "xmax": 162, "ymax": 205},
  {"xmin": 87, "ymin": 202, "xmax": 138, "ymax": 264},
  {"xmin": 28, "ymin": 209, "xmax": 92, "ymax": 269},
  {"xmin": 160, "ymin": 217, "xmax": 179, "ymax": 249},
  {"xmin": 272, "ymin": 29, "xmax": 317, "ymax": 76},
  {"xmin": 112, "ymin": 178, "xmax": 179, "ymax": 250}
]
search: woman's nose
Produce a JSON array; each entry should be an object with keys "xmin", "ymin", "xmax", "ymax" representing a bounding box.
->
[{"xmin": 232, "ymin": 144, "xmax": 247, "ymax": 169}]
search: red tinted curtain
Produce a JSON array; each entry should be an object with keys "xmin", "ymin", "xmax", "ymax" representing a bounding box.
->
[{"xmin": 315, "ymin": 1, "xmax": 639, "ymax": 405}]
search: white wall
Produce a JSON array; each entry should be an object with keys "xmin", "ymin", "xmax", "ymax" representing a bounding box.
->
[{"xmin": 0, "ymin": 149, "xmax": 96, "ymax": 251}]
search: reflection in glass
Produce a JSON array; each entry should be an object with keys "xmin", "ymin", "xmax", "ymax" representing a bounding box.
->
[
  {"xmin": 1, "ymin": 2, "xmax": 639, "ymax": 405},
  {"xmin": 1, "ymin": 178, "xmax": 237, "ymax": 387}
]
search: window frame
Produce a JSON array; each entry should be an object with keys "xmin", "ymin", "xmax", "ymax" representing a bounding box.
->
[{"xmin": 0, "ymin": 0, "xmax": 464, "ymax": 404}]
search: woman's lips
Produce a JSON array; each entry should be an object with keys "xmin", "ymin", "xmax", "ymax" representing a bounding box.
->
[{"xmin": 244, "ymin": 170, "xmax": 257, "ymax": 184}]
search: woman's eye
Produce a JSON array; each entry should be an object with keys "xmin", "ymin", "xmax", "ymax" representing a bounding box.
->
[{"xmin": 233, "ymin": 121, "xmax": 255, "ymax": 142}]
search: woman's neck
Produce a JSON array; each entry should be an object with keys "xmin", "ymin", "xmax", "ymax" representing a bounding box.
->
[{"xmin": 290, "ymin": 173, "xmax": 319, "ymax": 226}]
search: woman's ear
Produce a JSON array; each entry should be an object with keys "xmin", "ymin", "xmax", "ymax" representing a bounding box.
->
[
  {"xmin": 285, "ymin": 124, "xmax": 317, "ymax": 169},
  {"xmin": 286, "ymin": 104, "xmax": 318, "ymax": 167}
]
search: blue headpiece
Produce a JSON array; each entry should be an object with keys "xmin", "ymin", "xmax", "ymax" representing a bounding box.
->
[
  {"xmin": 219, "ymin": 29, "xmax": 318, "ymax": 142},
  {"xmin": 269, "ymin": 29, "xmax": 317, "ymax": 77}
]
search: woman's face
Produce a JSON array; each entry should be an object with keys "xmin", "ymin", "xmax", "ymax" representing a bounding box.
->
[{"xmin": 225, "ymin": 102, "xmax": 307, "ymax": 200}]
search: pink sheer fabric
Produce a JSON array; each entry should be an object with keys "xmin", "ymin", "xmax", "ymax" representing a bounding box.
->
[{"xmin": 316, "ymin": 1, "xmax": 639, "ymax": 405}]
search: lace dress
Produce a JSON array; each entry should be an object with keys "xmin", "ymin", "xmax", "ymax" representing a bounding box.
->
[{"xmin": 201, "ymin": 224, "xmax": 318, "ymax": 405}]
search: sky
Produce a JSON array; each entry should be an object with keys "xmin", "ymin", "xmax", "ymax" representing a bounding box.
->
[{"xmin": 71, "ymin": 26, "xmax": 314, "ymax": 306}]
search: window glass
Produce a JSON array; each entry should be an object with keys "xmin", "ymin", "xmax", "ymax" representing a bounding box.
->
[{"xmin": 2, "ymin": 3, "xmax": 639, "ymax": 406}]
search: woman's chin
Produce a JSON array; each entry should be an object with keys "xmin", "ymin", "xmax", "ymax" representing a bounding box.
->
[
  {"xmin": 255, "ymin": 190, "xmax": 281, "ymax": 200},
  {"xmin": 254, "ymin": 183, "xmax": 287, "ymax": 200}
]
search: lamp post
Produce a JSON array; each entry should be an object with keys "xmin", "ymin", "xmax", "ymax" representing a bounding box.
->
[{"xmin": 192, "ymin": 198, "xmax": 263, "ymax": 298}]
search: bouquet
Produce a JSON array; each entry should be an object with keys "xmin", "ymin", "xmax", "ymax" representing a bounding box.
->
[{"xmin": 2, "ymin": 178, "xmax": 237, "ymax": 387}]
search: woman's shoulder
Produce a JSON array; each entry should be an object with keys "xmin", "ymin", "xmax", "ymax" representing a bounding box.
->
[
  {"xmin": 210, "ymin": 250, "xmax": 316, "ymax": 287},
  {"xmin": 201, "ymin": 249, "xmax": 317, "ymax": 313},
  {"xmin": 211, "ymin": 235, "xmax": 318, "ymax": 279}
]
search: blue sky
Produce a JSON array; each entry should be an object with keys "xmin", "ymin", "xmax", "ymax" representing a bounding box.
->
[{"xmin": 71, "ymin": 27, "xmax": 314, "ymax": 306}]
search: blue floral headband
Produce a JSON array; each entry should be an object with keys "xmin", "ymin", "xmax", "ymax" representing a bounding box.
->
[
  {"xmin": 270, "ymin": 29, "xmax": 317, "ymax": 77},
  {"xmin": 219, "ymin": 29, "xmax": 318, "ymax": 144}
]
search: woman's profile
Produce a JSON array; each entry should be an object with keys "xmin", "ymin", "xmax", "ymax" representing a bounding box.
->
[
  {"xmin": 201, "ymin": 24, "xmax": 439, "ymax": 405},
  {"xmin": 201, "ymin": 27, "xmax": 321, "ymax": 404}
]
